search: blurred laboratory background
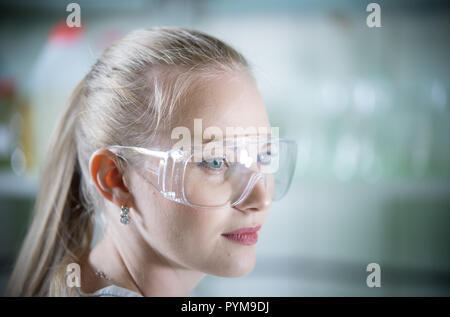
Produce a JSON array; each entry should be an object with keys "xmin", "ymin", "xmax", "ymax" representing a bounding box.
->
[{"xmin": 0, "ymin": 0, "xmax": 449, "ymax": 296}]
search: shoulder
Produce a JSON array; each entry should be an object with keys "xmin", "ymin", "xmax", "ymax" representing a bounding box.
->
[{"xmin": 75, "ymin": 285, "xmax": 143, "ymax": 297}]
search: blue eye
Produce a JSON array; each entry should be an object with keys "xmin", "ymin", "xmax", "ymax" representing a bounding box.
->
[
  {"xmin": 258, "ymin": 151, "xmax": 272, "ymax": 165},
  {"xmin": 200, "ymin": 157, "xmax": 227, "ymax": 171}
]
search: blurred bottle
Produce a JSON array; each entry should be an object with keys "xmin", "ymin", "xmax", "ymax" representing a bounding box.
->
[
  {"xmin": 0, "ymin": 79, "xmax": 15, "ymax": 170},
  {"xmin": 28, "ymin": 21, "xmax": 90, "ymax": 172},
  {"xmin": 0, "ymin": 78, "xmax": 33, "ymax": 176}
]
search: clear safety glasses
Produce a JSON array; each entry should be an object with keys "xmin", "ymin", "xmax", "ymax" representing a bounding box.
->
[{"xmin": 107, "ymin": 136, "xmax": 297, "ymax": 208}]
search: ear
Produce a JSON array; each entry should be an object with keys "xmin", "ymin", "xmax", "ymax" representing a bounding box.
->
[{"xmin": 89, "ymin": 149, "xmax": 134, "ymax": 209}]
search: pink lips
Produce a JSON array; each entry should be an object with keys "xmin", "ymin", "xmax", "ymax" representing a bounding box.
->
[{"xmin": 221, "ymin": 225, "xmax": 261, "ymax": 245}]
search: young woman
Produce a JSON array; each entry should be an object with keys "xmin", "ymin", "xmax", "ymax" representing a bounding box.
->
[{"xmin": 5, "ymin": 27, "xmax": 297, "ymax": 296}]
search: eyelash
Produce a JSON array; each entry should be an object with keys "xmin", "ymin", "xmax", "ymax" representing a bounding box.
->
[
  {"xmin": 198, "ymin": 157, "xmax": 229, "ymax": 172},
  {"xmin": 198, "ymin": 150, "xmax": 274, "ymax": 172}
]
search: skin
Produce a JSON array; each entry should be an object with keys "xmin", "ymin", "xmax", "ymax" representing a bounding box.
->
[{"xmin": 80, "ymin": 70, "xmax": 273, "ymax": 296}]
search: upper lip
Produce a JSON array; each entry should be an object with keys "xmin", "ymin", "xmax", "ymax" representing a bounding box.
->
[{"xmin": 222, "ymin": 225, "xmax": 261, "ymax": 235}]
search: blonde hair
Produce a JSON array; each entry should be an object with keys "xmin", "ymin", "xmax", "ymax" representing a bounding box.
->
[{"xmin": 5, "ymin": 27, "xmax": 249, "ymax": 296}]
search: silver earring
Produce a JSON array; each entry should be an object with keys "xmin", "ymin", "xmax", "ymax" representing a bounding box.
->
[{"xmin": 120, "ymin": 205, "xmax": 131, "ymax": 225}]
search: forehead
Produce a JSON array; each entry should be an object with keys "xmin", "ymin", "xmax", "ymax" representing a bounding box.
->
[{"xmin": 176, "ymin": 71, "xmax": 271, "ymax": 137}]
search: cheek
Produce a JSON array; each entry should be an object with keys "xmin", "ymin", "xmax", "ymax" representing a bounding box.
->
[
  {"xmin": 169, "ymin": 207, "xmax": 228, "ymax": 250},
  {"xmin": 168, "ymin": 208, "xmax": 251, "ymax": 275},
  {"xmin": 183, "ymin": 168, "xmax": 234, "ymax": 207},
  {"xmin": 134, "ymin": 183, "xmax": 228, "ymax": 258},
  {"xmin": 130, "ymin": 173, "xmax": 258, "ymax": 275}
]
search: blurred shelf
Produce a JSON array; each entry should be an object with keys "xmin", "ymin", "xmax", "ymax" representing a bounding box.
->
[{"xmin": 0, "ymin": 170, "xmax": 38, "ymax": 199}]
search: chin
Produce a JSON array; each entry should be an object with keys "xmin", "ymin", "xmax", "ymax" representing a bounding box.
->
[{"xmin": 212, "ymin": 257, "xmax": 257, "ymax": 278}]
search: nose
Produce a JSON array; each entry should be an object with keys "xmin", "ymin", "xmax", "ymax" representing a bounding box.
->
[{"xmin": 234, "ymin": 174, "xmax": 272, "ymax": 212}]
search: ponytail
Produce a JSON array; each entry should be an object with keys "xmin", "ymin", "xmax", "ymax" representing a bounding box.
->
[{"xmin": 5, "ymin": 80, "xmax": 94, "ymax": 296}]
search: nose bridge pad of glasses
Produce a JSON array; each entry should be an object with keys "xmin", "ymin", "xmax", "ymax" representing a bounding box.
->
[
  {"xmin": 228, "ymin": 138, "xmax": 269, "ymax": 206},
  {"xmin": 232, "ymin": 171, "xmax": 267, "ymax": 207}
]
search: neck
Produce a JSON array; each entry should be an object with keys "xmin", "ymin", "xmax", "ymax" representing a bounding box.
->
[{"xmin": 84, "ymin": 222, "xmax": 205, "ymax": 297}]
